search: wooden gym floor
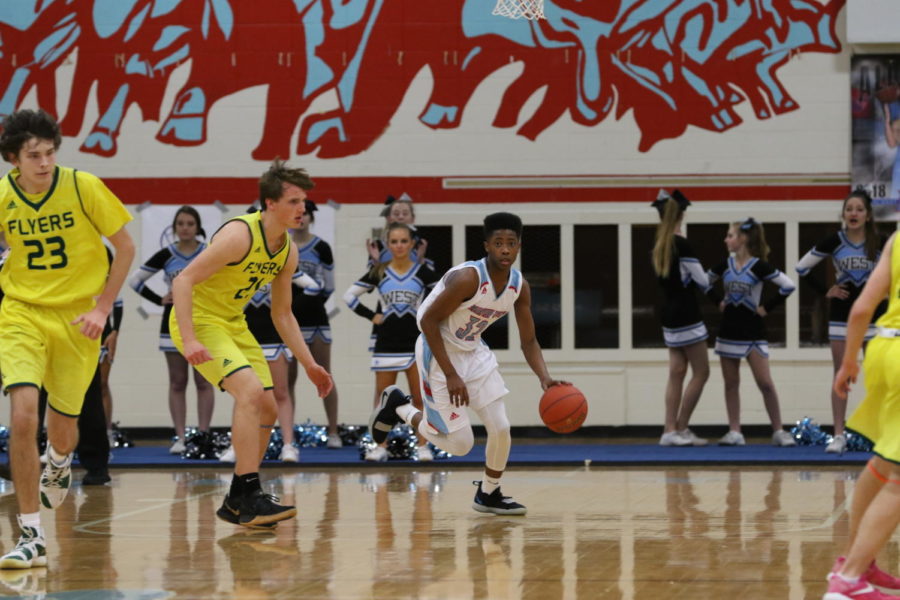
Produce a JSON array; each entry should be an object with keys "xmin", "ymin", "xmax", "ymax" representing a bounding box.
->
[{"xmin": 0, "ymin": 465, "xmax": 879, "ymax": 599}]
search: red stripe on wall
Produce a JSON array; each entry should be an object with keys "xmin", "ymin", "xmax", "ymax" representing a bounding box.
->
[{"xmin": 104, "ymin": 177, "xmax": 850, "ymax": 205}]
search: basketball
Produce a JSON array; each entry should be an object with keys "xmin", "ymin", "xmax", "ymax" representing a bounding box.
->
[{"xmin": 539, "ymin": 384, "xmax": 587, "ymax": 434}]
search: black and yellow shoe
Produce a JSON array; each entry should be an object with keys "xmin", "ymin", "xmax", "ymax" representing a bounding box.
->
[
  {"xmin": 238, "ymin": 489, "xmax": 297, "ymax": 528},
  {"xmin": 216, "ymin": 495, "xmax": 277, "ymax": 530}
]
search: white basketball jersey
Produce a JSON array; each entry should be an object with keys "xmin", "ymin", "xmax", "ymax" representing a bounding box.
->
[{"xmin": 417, "ymin": 258, "xmax": 523, "ymax": 351}]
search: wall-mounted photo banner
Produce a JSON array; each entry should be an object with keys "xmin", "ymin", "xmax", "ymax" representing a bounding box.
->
[{"xmin": 851, "ymin": 54, "xmax": 900, "ymax": 213}]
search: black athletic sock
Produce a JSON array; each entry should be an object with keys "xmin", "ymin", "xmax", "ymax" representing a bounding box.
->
[
  {"xmin": 229, "ymin": 474, "xmax": 243, "ymax": 499},
  {"xmin": 238, "ymin": 472, "xmax": 262, "ymax": 496}
]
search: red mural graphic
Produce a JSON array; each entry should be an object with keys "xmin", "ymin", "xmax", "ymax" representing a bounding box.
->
[{"xmin": 0, "ymin": 0, "xmax": 845, "ymax": 159}]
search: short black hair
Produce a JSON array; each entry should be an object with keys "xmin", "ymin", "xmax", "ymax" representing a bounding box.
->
[
  {"xmin": 483, "ymin": 212, "xmax": 522, "ymax": 239},
  {"xmin": 0, "ymin": 109, "xmax": 62, "ymax": 163}
]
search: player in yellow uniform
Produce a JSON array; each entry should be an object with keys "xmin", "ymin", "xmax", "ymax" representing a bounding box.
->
[
  {"xmin": 826, "ymin": 232, "xmax": 900, "ymax": 599},
  {"xmin": 0, "ymin": 109, "xmax": 135, "ymax": 569},
  {"xmin": 171, "ymin": 159, "xmax": 332, "ymax": 529}
]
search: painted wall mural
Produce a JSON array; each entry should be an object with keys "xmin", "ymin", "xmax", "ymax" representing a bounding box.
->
[{"xmin": 0, "ymin": 0, "xmax": 844, "ymax": 160}]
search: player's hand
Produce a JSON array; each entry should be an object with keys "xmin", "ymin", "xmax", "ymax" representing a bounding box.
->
[
  {"xmin": 826, "ymin": 284, "xmax": 850, "ymax": 300},
  {"xmin": 372, "ymin": 314, "xmax": 384, "ymax": 325},
  {"xmin": 541, "ymin": 378, "xmax": 571, "ymax": 391},
  {"xmin": 834, "ymin": 362, "xmax": 859, "ymax": 400},
  {"xmin": 446, "ymin": 373, "xmax": 469, "ymax": 407},
  {"xmin": 756, "ymin": 306, "xmax": 768, "ymax": 317},
  {"xmin": 72, "ymin": 306, "xmax": 109, "ymax": 340},
  {"xmin": 162, "ymin": 292, "xmax": 174, "ymax": 305},
  {"xmin": 305, "ymin": 363, "xmax": 333, "ymax": 398},
  {"xmin": 416, "ymin": 238, "xmax": 428, "ymax": 263},
  {"xmin": 103, "ymin": 330, "xmax": 119, "ymax": 362},
  {"xmin": 366, "ymin": 239, "xmax": 380, "ymax": 262},
  {"xmin": 183, "ymin": 340, "xmax": 213, "ymax": 365}
]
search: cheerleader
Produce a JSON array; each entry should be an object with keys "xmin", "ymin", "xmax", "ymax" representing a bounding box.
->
[
  {"xmin": 796, "ymin": 190, "xmax": 885, "ymax": 453},
  {"xmin": 651, "ymin": 190, "xmax": 712, "ymax": 447},
  {"xmin": 344, "ymin": 222, "xmax": 439, "ymax": 462},
  {"xmin": 128, "ymin": 206, "xmax": 213, "ymax": 454},
  {"xmin": 243, "ymin": 266, "xmax": 322, "ymax": 462},
  {"xmin": 708, "ymin": 218, "xmax": 796, "ymax": 447},
  {"xmin": 285, "ymin": 200, "xmax": 342, "ymax": 449}
]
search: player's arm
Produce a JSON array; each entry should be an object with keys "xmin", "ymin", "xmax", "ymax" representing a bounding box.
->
[
  {"xmin": 270, "ymin": 243, "xmax": 333, "ymax": 398},
  {"xmin": 73, "ymin": 226, "xmax": 136, "ymax": 339},
  {"xmin": 172, "ymin": 221, "xmax": 249, "ymax": 365},
  {"xmin": 514, "ymin": 280, "xmax": 568, "ymax": 390},
  {"xmin": 835, "ymin": 233, "xmax": 895, "ymax": 399},
  {"xmin": 419, "ymin": 268, "xmax": 479, "ymax": 406}
]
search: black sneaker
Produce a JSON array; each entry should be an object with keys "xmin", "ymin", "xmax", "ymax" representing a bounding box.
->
[
  {"xmin": 82, "ymin": 469, "xmax": 111, "ymax": 486},
  {"xmin": 216, "ymin": 495, "xmax": 277, "ymax": 530},
  {"xmin": 368, "ymin": 385, "xmax": 411, "ymax": 444},
  {"xmin": 238, "ymin": 489, "xmax": 297, "ymax": 528},
  {"xmin": 472, "ymin": 481, "xmax": 527, "ymax": 515}
]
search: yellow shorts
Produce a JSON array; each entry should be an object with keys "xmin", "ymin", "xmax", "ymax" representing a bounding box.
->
[
  {"xmin": 847, "ymin": 336, "xmax": 900, "ymax": 463},
  {"xmin": 0, "ymin": 297, "xmax": 100, "ymax": 416},
  {"xmin": 169, "ymin": 308, "xmax": 272, "ymax": 390}
]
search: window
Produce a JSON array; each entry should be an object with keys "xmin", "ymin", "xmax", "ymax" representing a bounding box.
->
[
  {"xmin": 575, "ymin": 225, "xmax": 618, "ymax": 348},
  {"xmin": 798, "ymin": 223, "xmax": 836, "ymax": 347},
  {"xmin": 521, "ymin": 225, "xmax": 561, "ymax": 349},
  {"xmin": 415, "ymin": 225, "xmax": 452, "ymax": 278},
  {"xmin": 631, "ymin": 224, "xmax": 660, "ymax": 348}
]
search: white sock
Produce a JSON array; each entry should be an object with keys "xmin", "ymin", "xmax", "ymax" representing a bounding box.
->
[
  {"xmin": 19, "ymin": 512, "xmax": 40, "ymax": 529},
  {"xmin": 48, "ymin": 445, "xmax": 68, "ymax": 466},
  {"xmin": 836, "ymin": 572, "xmax": 860, "ymax": 584},
  {"xmin": 396, "ymin": 403, "xmax": 420, "ymax": 425},
  {"xmin": 482, "ymin": 476, "xmax": 501, "ymax": 495}
]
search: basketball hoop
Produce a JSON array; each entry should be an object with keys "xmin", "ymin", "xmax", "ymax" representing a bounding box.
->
[{"xmin": 493, "ymin": 0, "xmax": 544, "ymax": 20}]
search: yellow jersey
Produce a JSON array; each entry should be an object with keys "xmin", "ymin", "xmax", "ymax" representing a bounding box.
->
[
  {"xmin": 0, "ymin": 166, "xmax": 132, "ymax": 307},
  {"xmin": 877, "ymin": 235, "xmax": 900, "ymax": 329},
  {"xmin": 193, "ymin": 212, "xmax": 290, "ymax": 321}
]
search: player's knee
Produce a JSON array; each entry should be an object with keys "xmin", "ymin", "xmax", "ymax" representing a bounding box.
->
[
  {"xmin": 9, "ymin": 408, "xmax": 37, "ymax": 438},
  {"xmin": 259, "ymin": 394, "xmax": 278, "ymax": 423},
  {"xmin": 444, "ymin": 428, "xmax": 475, "ymax": 455},
  {"xmin": 670, "ymin": 362, "xmax": 689, "ymax": 380},
  {"xmin": 756, "ymin": 379, "xmax": 776, "ymax": 397}
]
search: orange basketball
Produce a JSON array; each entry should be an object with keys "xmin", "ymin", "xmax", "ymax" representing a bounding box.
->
[{"xmin": 539, "ymin": 384, "xmax": 587, "ymax": 434}]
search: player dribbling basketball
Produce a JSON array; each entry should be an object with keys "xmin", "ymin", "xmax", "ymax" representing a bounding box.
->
[{"xmin": 369, "ymin": 212, "xmax": 567, "ymax": 515}]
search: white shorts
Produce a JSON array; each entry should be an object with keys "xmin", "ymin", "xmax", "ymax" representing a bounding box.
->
[
  {"xmin": 371, "ymin": 352, "xmax": 415, "ymax": 371},
  {"xmin": 662, "ymin": 322, "xmax": 708, "ymax": 348},
  {"xmin": 828, "ymin": 321, "xmax": 877, "ymax": 342},
  {"xmin": 159, "ymin": 333, "xmax": 177, "ymax": 353},
  {"xmin": 415, "ymin": 335, "xmax": 508, "ymax": 434},
  {"xmin": 261, "ymin": 343, "xmax": 292, "ymax": 361},
  {"xmin": 714, "ymin": 338, "xmax": 769, "ymax": 359}
]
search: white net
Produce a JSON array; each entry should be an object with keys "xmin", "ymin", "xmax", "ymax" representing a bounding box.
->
[{"xmin": 492, "ymin": 0, "xmax": 544, "ymax": 20}]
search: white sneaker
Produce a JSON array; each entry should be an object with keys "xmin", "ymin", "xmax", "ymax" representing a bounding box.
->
[
  {"xmin": 771, "ymin": 429, "xmax": 796, "ymax": 447},
  {"xmin": 417, "ymin": 445, "xmax": 434, "ymax": 462},
  {"xmin": 280, "ymin": 444, "xmax": 299, "ymax": 463},
  {"xmin": 39, "ymin": 451, "xmax": 47, "ymax": 465},
  {"xmin": 825, "ymin": 433, "xmax": 847, "ymax": 454},
  {"xmin": 39, "ymin": 451, "xmax": 72, "ymax": 509},
  {"xmin": 365, "ymin": 446, "xmax": 388, "ymax": 462},
  {"xmin": 218, "ymin": 445, "xmax": 236, "ymax": 463},
  {"xmin": 718, "ymin": 430, "xmax": 746, "ymax": 446},
  {"xmin": 0, "ymin": 519, "xmax": 46, "ymax": 569},
  {"xmin": 169, "ymin": 438, "xmax": 185, "ymax": 455},
  {"xmin": 679, "ymin": 429, "xmax": 708, "ymax": 446},
  {"xmin": 659, "ymin": 431, "xmax": 691, "ymax": 447},
  {"xmin": 326, "ymin": 433, "xmax": 342, "ymax": 449}
]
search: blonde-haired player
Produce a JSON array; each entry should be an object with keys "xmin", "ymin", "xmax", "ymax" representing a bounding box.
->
[
  {"xmin": 0, "ymin": 109, "xmax": 135, "ymax": 569},
  {"xmin": 171, "ymin": 159, "xmax": 332, "ymax": 529}
]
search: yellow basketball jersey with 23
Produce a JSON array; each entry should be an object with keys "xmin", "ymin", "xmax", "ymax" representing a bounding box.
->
[
  {"xmin": 192, "ymin": 211, "xmax": 290, "ymax": 321},
  {"xmin": 0, "ymin": 166, "xmax": 132, "ymax": 306}
]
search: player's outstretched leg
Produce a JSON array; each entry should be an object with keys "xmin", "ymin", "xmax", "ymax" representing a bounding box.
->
[
  {"xmin": 472, "ymin": 480, "xmax": 527, "ymax": 516},
  {"xmin": 369, "ymin": 385, "xmax": 411, "ymax": 444},
  {"xmin": 39, "ymin": 447, "xmax": 72, "ymax": 509},
  {"xmin": 0, "ymin": 517, "xmax": 47, "ymax": 569}
]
